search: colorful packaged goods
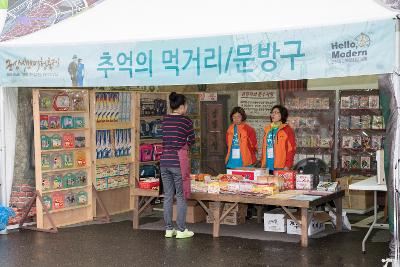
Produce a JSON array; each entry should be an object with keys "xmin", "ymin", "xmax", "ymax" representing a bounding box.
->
[
  {"xmin": 52, "ymin": 193, "xmax": 65, "ymax": 210},
  {"xmin": 274, "ymin": 170, "xmax": 296, "ymax": 190},
  {"xmin": 48, "ymin": 115, "xmax": 60, "ymax": 129},
  {"xmin": 207, "ymin": 182, "xmax": 220, "ymax": 194},
  {"xmin": 52, "ymin": 175, "xmax": 63, "ymax": 189},
  {"xmin": 227, "ymin": 168, "xmax": 267, "ymax": 181},
  {"xmin": 64, "ymin": 192, "xmax": 76, "ymax": 207},
  {"xmin": 138, "ymin": 178, "xmax": 160, "ymax": 190},
  {"xmin": 51, "ymin": 134, "xmax": 62, "ymax": 149},
  {"xmin": 42, "ymin": 175, "xmax": 51, "ymax": 191},
  {"xmin": 296, "ymin": 174, "xmax": 313, "ymax": 190},
  {"xmin": 77, "ymin": 191, "xmax": 88, "ymax": 205},
  {"xmin": 42, "ymin": 196, "xmax": 52, "ymax": 211}
]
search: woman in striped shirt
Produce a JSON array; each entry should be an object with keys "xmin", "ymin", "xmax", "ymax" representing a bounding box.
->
[{"xmin": 161, "ymin": 92, "xmax": 195, "ymax": 239}]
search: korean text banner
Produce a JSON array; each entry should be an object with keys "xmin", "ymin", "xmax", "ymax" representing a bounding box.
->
[{"xmin": 0, "ymin": 19, "xmax": 395, "ymax": 87}]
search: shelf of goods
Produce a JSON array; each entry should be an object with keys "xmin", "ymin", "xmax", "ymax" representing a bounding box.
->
[
  {"xmin": 91, "ymin": 91, "xmax": 137, "ymax": 216},
  {"xmin": 33, "ymin": 89, "xmax": 93, "ymax": 229}
]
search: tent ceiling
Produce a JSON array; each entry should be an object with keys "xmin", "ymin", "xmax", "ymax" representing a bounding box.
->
[{"xmin": 2, "ymin": 0, "xmax": 397, "ymax": 46}]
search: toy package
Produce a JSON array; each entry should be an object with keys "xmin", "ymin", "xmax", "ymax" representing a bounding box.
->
[
  {"xmin": 62, "ymin": 133, "xmax": 75, "ymax": 149},
  {"xmin": 51, "ymin": 134, "xmax": 62, "ymax": 149},
  {"xmin": 62, "ymin": 152, "xmax": 74, "ymax": 168},
  {"xmin": 40, "ymin": 115, "xmax": 49, "ymax": 130},
  {"xmin": 61, "ymin": 116, "xmax": 74, "ymax": 129},
  {"xmin": 64, "ymin": 192, "xmax": 76, "ymax": 207},
  {"xmin": 52, "ymin": 193, "xmax": 65, "ymax": 210},
  {"xmin": 42, "ymin": 174, "xmax": 51, "ymax": 191},
  {"xmin": 41, "ymin": 135, "xmax": 52, "ymax": 150},
  {"xmin": 77, "ymin": 191, "xmax": 88, "ymax": 205},
  {"xmin": 52, "ymin": 175, "xmax": 63, "ymax": 189},
  {"xmin": 51, "ymin": 153, "xmax": 63, "ymax": 169},
  {"xmin": 48, "ymin": 116, "xmax": 60, "ymax": 129},
  {"xmin": 41, "ymin": 154, "xmax": 51, "ymax": 170},
  {"xmin": 42, "ymin": 196, "xmax": 52, "ymax": 211}
]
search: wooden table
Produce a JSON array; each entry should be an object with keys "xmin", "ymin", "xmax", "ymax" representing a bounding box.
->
[{"xmin": 131, "ymin": 189, "xmax": 345, "ymax": 247}]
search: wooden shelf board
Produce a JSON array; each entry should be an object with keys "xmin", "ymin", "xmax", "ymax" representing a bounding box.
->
[
  {"xmin": 41, "ymin": 147, "xmax": 90, "ymax": 153},
  {"xmin": 41, "ymin": 128, "xmax": 89, "ymax": 133},
  {"xmin": 42, "ymin": 166, "xmax": 90, "ymax": 174},
  {"xmin": 131, "ymin": 188, "xmax": 160, "ymax": 197},
  {"xmin": 339, "ymin": 128, "xmax": 386, "ymax": 132},
  {"xmin": 141, "ymin": 115, "xmax": 165, "ymax": 119},
  {"xmin": 96, "ymin": 184, "xmax": 130, "ymax": 192},
  {"xmin": 96, "ymin": 156, "xmax": 133, "ymax": 166},
  {"xmin": 96, "ymin": 122, "xmax": 132, "ymax": 130},
  {"xmin": 139, "ymin": 160, "xmax": 160, "ymax": 164},
  {"xmin": 44, "ymin": 204, "xmax": 91, "ymax": 214},
  {"xmin": 42, "ymin": 185, "xmax": 89, "ymax": 194},
  {"xmin": 40, "ymin": 110, "xmax": 88, "ymax": 115}
]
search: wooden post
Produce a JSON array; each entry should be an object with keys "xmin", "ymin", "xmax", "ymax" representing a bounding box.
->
[
  {"xmin": 132, "ymin": 195, "xmax": 140, "ymax": 229},
  {"xmin": 301, "ymin": 208, "xmax": 308, "ymax": 247},
  {"xmin": 334, "ymin": 197, "xmax": 343, "ymax": 232},
  {"xmin": 256, "ymin": 205, "xmax": 263, "ymax": 224},
  {"xmin": 92, "ymin": 185, "xmax": 111, "ymax": 222},
  {"xmin": 212, "ymin": 201, "xmax": 222, "ymax": 237}
]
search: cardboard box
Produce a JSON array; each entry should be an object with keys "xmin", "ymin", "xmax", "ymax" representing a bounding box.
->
[
  {"xmin": 206, "ymin": 210, "xmax": 246, "ymax": 225},
  {"xmin": 227, "ymin": 168, "xmax": 267, "ymax": 181},
  {"xmin": 264, "ymin": 209, "xmax": 286, "ymax": 232},
  {"xmin": 336, "ymin": 176, "xmax": 373, "ymax": 210},
  {"xmin": 173, "ymin": 201, "xmax": 206, "ymax": 223},
  {"xmin": 286, "ymin": 212, "xmax": 330, "ymax": 236},
  {"xmin": 209, "ymin": 202, "xmax": 247, "ymax": 213}
]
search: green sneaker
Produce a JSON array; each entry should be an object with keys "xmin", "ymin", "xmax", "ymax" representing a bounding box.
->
[
  {"xmin": 175, "ymin": 229, "xmax": 194, "ymax": 239},
  {"xmin": 165, "ymin": 229, "xmax": 177, "ymax": 238}
]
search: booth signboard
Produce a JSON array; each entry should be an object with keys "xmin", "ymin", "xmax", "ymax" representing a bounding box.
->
[{"xmin": 238, "ymin": 90, "xmax": 278, "ymax": 116}]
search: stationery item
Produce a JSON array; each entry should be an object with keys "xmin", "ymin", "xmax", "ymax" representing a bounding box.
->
[
  {"xmin": 76, "ymin": 171, "xmax": 87, "ymax": 186},
  {"xmin": 75, "ymin": 136, "xmax": 86, "ymax": 148},
  {"xmin": 340, "ymin": 96, "xmax": 350, "ymax": 109},
  {"xmin": 372, "ymin": 116, "xmax": 384, "ymax": 129},
  {"xmin": 349, "ymin": 95, "xmax": 360, "ymax": 109},
  {"xmin": 75, "ymin": 151, "xmax": 86, "ymax": 167},
  {"xmin": 361, "ymin": 115, "xmax": 371, "ymax": 129},
  {"xmin": 64, "ymin": 192, "xmax": 76, "ymax": 207},
  {"xmin": 40, "ymin": 115, "xmax": 49, "ymax": 130},
  {"xmin": 48, "ymin": 116, "xmax": 60, "ymax": 129},
  {"xmin": 63, "ymin": 173, "xmax": 77, "ymax": 188},
  {"xmin": 77, "ymin": 191, "xmax": 88, "ymax": 205},
  {"xmin": 340, "ymin": 116, "xmax": 350, "ymax": 129},
  {"xmin": 371, "ymin": 135, "xmax": 382, "ymax": 150},
  {"xmin": 51, "ymin": 153, "xmax": 63, "ymax": 169},
  {"xmin": 352, "ymin": 135, "xmax": 362, "ymax": 149},
  {"xmin": 42, "ymin": 196, "xmax": 52, "ymax": 211},
  {"xmin": 350, "ymin": 116, "xmax": 361, "ymax": 129},
  {"xmin": 361, "ymin": 156, "xmax": 371, "ymax": 170},
  {"xmin": 42, "ymin": 174, "xmax": 51, "ymax": 191},
  {"xmin": 350, "ymin": 156, "xmax": 361, "ymax": 169},
  {"xmin": 53, "ymin": 92, "xmax": 70, "ymax": 111},
  {"xmin": 361, "ymin": 135, "xmax": 371, "ymax": 149},
  {"xmin": 341, "ymin": 155, "xmax": 351, "ymax": 169},
  {"xmin": 61, "ymin": 116, "xmax": 74, "ymax": 129},
  {"xmin": 359, "ymin": 96, "xmax": 369, "ymax": 108}
]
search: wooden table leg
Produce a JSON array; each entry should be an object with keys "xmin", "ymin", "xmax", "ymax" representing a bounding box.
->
[
  {"xmin": 256, "ymin": 205, "xmax": 263, "ymax": 224},
  {"xmin": 132, "ymin": 195, "xmax": 140, "ymax": 229},
  {"xmin": 334, "ymin": 197, "xmax": 342, "ymax": 232},
  {"xmin": 212, "ymin": 201, "xmax": 221, "ymax": 238},
  {"xmin": 301, "ymin": 208, "xmax": 309, "ymax": 247}
]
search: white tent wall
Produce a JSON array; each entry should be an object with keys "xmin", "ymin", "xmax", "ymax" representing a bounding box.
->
[
  {"xmin": 0, "ymin": 87, "xmax": 17, "ymax": 207},
  {"xmin": 307, "ymin": 75, "xmax": 379, "ymax": 91}
]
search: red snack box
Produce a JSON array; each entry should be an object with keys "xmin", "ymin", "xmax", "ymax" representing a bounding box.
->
[{"xmin": 273, "ymin": 170, "xmax": 297, "ymax": 190}]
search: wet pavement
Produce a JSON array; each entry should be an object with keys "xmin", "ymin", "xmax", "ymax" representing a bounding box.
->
[{"xmin": 0, "ymin": 219, "xmax": 389, "ymax": 267}]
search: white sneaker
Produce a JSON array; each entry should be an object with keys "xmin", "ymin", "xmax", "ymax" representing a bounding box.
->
[
  {"xmin": 175, "ymin": 229, "xmax": 194, "ymax": 239},
  {"xmin": 165, "ymin": 229, "xmax": 177, "ymax": 238}
]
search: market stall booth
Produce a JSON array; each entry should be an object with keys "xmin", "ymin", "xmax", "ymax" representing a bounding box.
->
[{"xmin": 0, "ymin": 0, "xmax": 398, "ymax": 258}]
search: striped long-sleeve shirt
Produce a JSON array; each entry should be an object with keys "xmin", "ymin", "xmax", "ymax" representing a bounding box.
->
[{"xmin": 160, "ymin": 114, "xmax": 195, "ymax": 168}]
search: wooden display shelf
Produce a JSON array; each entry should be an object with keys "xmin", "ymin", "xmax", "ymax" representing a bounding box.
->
[
  {"xmin": 44, "ymin": 204, "xmax": 91, "ymax": 214},
  {"xmin": 40, "ymin": 110, "xmax": 88, "ymax": 115},
  {"xmin": 339, "ymin": 169, "xmax": 376, "ymax": 174},
  {"xmin": 41, "ymin": 147, "xmax": 90, "ymax": 154},
  {"xmin": 42, "ymin": 166, "xmax": 90, "ymax": 174},
  {"xmin": 131, "ymin": 188, "xmax": 160, "ymax": 197},
  {"xmin": 41, "ymin": 128, "xmax": 89, "ymax": 133},
  {"xmin": 290, "ymin": 109, "xmax": 331, "ymax": 112},
  {"xmin": 297, "ymin": 147, "xmax": 332, "ymax": 150},
  {"xmin": 96, "ymin": 122, "xmax": 132, "ymax": 130},
  {"xmin": 339, "ymin": 128, "xmax": 386, "ymax": 132},
  {"xmin": 96, "ymin": 184, "xmax": 130, "ymax": 192},
  {"xmin": 340, "ymin": 148, "xmax": 379, "ymax": 153},
  {"xmin": 96, "ymin": 156, "xmax": 133, "ymax": 166},
  {"xmin": 139, "ymin": 160, "xmax": 159, "ymax": 164},
  {"xmin": 42, "ymin": 185, "xmax": 89, "ymax": 194}
]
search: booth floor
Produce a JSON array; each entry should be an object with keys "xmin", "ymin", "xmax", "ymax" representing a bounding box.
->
[{"xmin": 0, "ymin": 212, "xmax": 391, "ymax": 267}]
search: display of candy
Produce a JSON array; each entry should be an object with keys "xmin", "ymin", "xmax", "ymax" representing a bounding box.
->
[
  {"xmin": 51, "ymin": 154, "xmax": 63, "ymax": 169},
  {"xmin": 42, "ymin": 196, "xmax": 52, "ymax": 211},
  {"xmin": 74, "ymin": 136, "xmax": 86, "ymax": 148},
  {"xmin": 40, "ymin": 115, "xmax": 49, "ymax": 130},
  {"xmin": 61, "ymin": 116, "xmax": 74, "ymax": 129},
  {"xmin": 62, "ymin": 152, "xmax": 74, "ymax": 168},
  {"xmin": 53, "ymin": 93, "xmax": 70, "ymax": 111},
  {"xmin": 77, "ymin": 191, "xmax": 88, "ymax": 205},
  {"xmin": 64, "ymin": 192, "xmax": 76, "ymax": 207},
  {"xmin": 73, "ymin": 117, "xmax": 85, "ymax": 128},
  {"xmin": 48, "ymin": 115, "xmax": 60, "ymax": 129},
  {"xmin": 41, "ymin": 135, "xmax": 52, "ymax": 150},
  {"xmin": 51, "ymin": 134, "xmax": 62, "ymax": 149},
  {"xmin": 52, "ymin": 175, "xmax": 63, "ymax": 189},
  {"xmin": 42, "ymin": 174, "xmax": 51, "ymax": 191},
  {"xmin": 95, "ymin": 92, "xmax": 131, "ymax": 123},
  {"xmin": 41, "ymin": 154, "xmax": 51, "ymax": 170},
  {"xmin": 62, "ymin": 133, "xmax": 75, "ymax": 149},
  {"xmin": 52, "ymin": 193, "xmax": 65, "ymax": 209}
]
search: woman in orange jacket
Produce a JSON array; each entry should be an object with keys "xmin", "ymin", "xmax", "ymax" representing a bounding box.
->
[
  {"xmin": 226, "ymin": 107, "xmax": 257, "ymax": 169},
  {"xmin": 261, "ymin": 105, "xmax": 296, "ymax": 174}
]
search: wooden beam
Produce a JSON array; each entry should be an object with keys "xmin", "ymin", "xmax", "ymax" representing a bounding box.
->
[
  {"xmin": 220, "ymin": 202, "xmax": 239, "ymax": 222},
  {"xmin": 301, "ymin": 207, "xmax": 309, "ymax": 247},
  {"xmin": 281, "ymin": 206, "xmax": 301, "ymax": 226}
]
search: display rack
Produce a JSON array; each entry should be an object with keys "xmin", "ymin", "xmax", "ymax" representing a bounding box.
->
[
  {"xmin": 90, "ymin": 90, "xmax": 137, "ymax": 216},
  {"xmin": 338, "ymin": 89, "xmax": 385, "ymax": 176},
  {"xmin": 33, "ymin": 89, "xmax": 93, "ymax": 229},
  {"xmin": 185, "ymin": 93, "xmax": 202, "ymax": 174},
  {"xmin": 285, "ymin": 90, "xmax": 336, "ymax": 171}
]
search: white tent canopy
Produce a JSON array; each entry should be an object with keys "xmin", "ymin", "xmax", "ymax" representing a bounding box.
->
[{"xmin": 4, "ymin": 0, "xmax": 398, "ymax": 45}]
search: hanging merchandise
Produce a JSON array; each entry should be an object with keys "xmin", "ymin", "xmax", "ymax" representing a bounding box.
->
[
  {"xmin": 41, "ymin": 154, "xmax": 51, "ymax": 170},
  {"xmin": 62, "ymin": 152, "xmax": 74, "ymax": 168},
  {"xmin": 76, "ymin": 191, "xmax": 88, "ymax": 205},
  {"xmin": 42, "ymin": 174, "xmax": 51, "ymax": 191},
  {"xmin": 75, "ymin": 151, "xmax": 86, "ymax": 167},
  {"xmin": 51, "ymin": 153, "xmax": 63, "ymax": 169},
  {"xmin": 61, "ymin": 116, "xmax": 74, "ymax": 129},
  {"xmin": 73, "ymin": 117, "xmax": 85, "ymax": 128},
  {"xmin": 76, "ymin": 171, "xmax": 87, "ymax": 186},
  {"xmin": 64, "ymin": 192, "xmax": 77, "ymax": 207},
  {"xmin": 42, "ymin": 196, "xmax": 52, "ymax": 211},
  {"xmin": 52, "ymin": 193, "xmax": 65, "ymax": 210},
  {"xmin": 95, "ymin": 92, "xmax": 131, "ymax": 123},
  {"xmin": 52, "ymin": 175, "xmax": 63, "ymax": 190},
  {"xmin": 74, "ymin": 135, "xmax": 86, "ymax": 148},
  {"xmin": 63, "ymin": 173, "xmax": 77, "ymax": 188},
  {"xmin": 40, "ymin": 115, "xmax": 49, "ymax": 130}
]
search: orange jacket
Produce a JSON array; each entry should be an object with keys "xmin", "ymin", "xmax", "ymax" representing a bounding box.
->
[
  {"xmin": 261, "ymin": 123, "xmax": 296, "ymax": 169},
  {"xmin": 225, "ymin": 123, "xmax": 257, "ymax": 166}
]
